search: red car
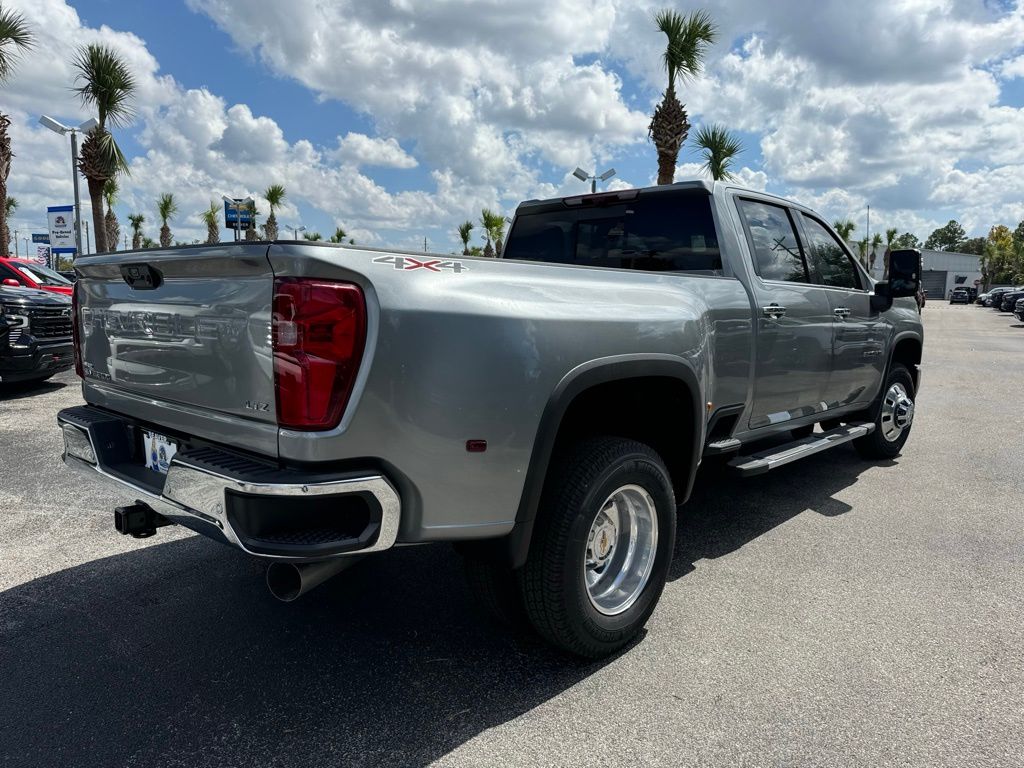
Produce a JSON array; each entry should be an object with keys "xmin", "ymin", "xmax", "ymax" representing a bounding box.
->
[{"xmin": 0, "ymin": 257, "xmax": 74, "ymax": 296}]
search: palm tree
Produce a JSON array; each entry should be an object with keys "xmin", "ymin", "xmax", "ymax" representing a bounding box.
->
[
  {"xmin": 156, "ymin": 193, "xmax": 177, "ymax": 248},
  {"xmin": 201, "ymin": 201, "xmax": 219, "ymax": 244},
  {"xmin": 883, "ymin": 227, "xmax": 898, "ymax": 278},
  {"xmin": 141, "ymin": 235, "xmax": 156, "ymax": 249},
  {"xmin": 694, "ymin": 124, "xmax": 743, "ymax": 181},
  {"xmin": 244, "ymin": 200, "xmax": 258, "ymax": 241},
  {"xmin": 869, "ymin": 232, "xmax": 883, "ymax": 271},
  {"xmin": 857, "ymin": 236, "xmax": 869, "ymax": 267},
  {"xmin": 72, "ymin": 43, "xmax": 136, "ymax": 254},
  {"xmin": 302, "ymin": 231, "xmax": 322, "ymax": 241},
  {"xmin": 480, "ymin": 208, "xmax": 507, "ymax": 257},
  {"xmin": 0, "ymin": 6, "xmax": 34, "ymax": 257},
  {"xmin": 128, "ymin": 213, "xmax": 144, "ymax": 250},
  {"xmin": 833, "ymin": 219, "xmax": 856, "ymax": 242},
  {"xmin": 263, "ymin": 184, "xmax": 284, "ymax": 240},
  {"xmin": 458, "ymin": 220, "xmax": 474, "ymax": 255},
  {"xmin": 103, "ymin": 177, "xmax": 119, "ymax": 252},
  {"xmin": 649, "ymin": 9, "xmax": 717, "ymax": 185},
  {"xmin": 329, "ymin": 226, "xmax": 347, "ymax": 243}
]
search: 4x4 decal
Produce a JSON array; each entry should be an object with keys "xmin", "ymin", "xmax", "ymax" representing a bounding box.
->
[{"xmin": 372, "ymin": 255, "xmax": 468, "ymax": 273}]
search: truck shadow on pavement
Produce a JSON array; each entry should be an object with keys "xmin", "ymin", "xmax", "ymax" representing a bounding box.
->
[
  {"xmin": 0, "ymin": 378, "xmax": 67, "ymax": 401},
  {"xmin": 0, "ymin": 445, "xmax": 888, "ymax": 767}
]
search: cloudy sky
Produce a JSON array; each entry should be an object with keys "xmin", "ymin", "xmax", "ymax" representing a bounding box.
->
[{"xmin": 4, "ymin": 0, "xmax": 1024, "ymax": 253}]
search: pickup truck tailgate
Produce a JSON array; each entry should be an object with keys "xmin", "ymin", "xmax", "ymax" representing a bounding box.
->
[{"xmin": 76, "ymin": 245, "xmax": 278, "ymax": 453}]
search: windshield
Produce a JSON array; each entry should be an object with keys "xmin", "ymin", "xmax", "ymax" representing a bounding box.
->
[{"xmin": 11, "ymin": 262, "xmax": 71, "ymax": 287}]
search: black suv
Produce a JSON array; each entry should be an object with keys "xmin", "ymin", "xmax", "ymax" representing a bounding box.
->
[
  {"xmin": 0, "ymin": 285, "xmax": 74, "ymax": 385},
  {"xmin": 999, "ymin": 288, "xmax": 1024, "ymax": 312}
]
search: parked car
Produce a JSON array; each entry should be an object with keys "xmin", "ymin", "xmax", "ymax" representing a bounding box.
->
[
  {"xmin": 1015, "ymin": 298, "xmax": 1024, "ymax": 323},
  {"xmin": 949, "ymin": 287, "xmax": 971, "ymax": 304},
  {"xmin": 999, "ymin": 289, "xmax": 1024, "ymax": 312},
  {"xmin": 0, "ymin": 284, "xmax": 74, "ymax": 384},
  {"xmin": 58, "ymin": 270, "xmax": 77, "ymax": 283},
  {"xmin": 985, "ymin": 287, "xmax": 1012, "ymax": 307},
  {"xmin": 976, "ymin": 292, "xmax": 989, "ymax": 305},
  {"xmin": 57, "ymin": 182, "xmax": 924, "ymax": 658},
  {"xmin": 0, "ymin": 257, "xmax": 74, "ymax": 296}
]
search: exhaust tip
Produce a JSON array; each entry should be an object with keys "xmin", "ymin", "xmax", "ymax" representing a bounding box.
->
[{"xmin": 266, "ymin": 562, "xmax": 303, "ymax": 602}]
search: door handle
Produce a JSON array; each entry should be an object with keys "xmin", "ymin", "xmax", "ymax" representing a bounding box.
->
[
  {"xmin": 762, "ymin": 304, "xmax": 786, "ymax": 319},
  {"xmin": 833, "ymin": 307, "xmax": 851, "ymax": 319}
]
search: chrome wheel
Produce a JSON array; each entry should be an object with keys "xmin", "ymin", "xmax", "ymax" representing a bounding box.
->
[
  {"xmin": 880, "ymin": 382, "xmax": 914, "ymax": 442},
  {"xmin": 584, "ymin": 484, "xmax": 659, "ymax": 616}
]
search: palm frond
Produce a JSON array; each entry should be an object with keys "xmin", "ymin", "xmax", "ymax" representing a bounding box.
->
[
  {"xmin": 264, "ymin": 184, "xmax": 285, "ymax": 210},
  {"xmin": 72, "ymin": 43, "xmax": 136, "ymax": 128},
  {"xmin": 457, "ymin": 220, "xmax": 473, "ymax": 245},
  {"xmin": 0, "ymin": 6, "xmax": 34, "ymax": 83},
  {"xmin": 4, "ymin": 195, "xmax": 16, "ymax": 217},
  {"xmin": 128, "ymin": 213, "xmax": 145, "ymax": 232},
  {"xmin": 654, "ymin": 8, "xmax": 718, "ymax": 91},
  {"xmin": 157, "ymin": 192, "xmax": 177, "ymax": 224},
  {"xmin": 694, "ymin": 123, "xmax": 742, "ymax": 181},
  {"xmin": 201, "ymin": 201, "xmax": 219, "ymax": 226},
  {"xmin": 103, "ymin": 177, "xmax": 118, "ymax": 207}
]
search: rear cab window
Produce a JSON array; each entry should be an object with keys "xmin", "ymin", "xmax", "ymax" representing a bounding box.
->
[
  {"xmin": 798, "ymin": 215, "xmax": 863, "ymax": 290},
  {"xmin": 503, "ymin": 190, "xmax": 724, "ymax": 275}
]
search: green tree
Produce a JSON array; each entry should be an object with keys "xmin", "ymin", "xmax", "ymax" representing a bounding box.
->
[
  {"xmin": 479, "ymin": 208, "xmax": 506, "ymax": 257},
  {"xmin": 693, "ymin": 124, "xmax": 742, "ymax": 181},
  {"xmin": 103, "ymin": 177, "xmax": 119, "ymax": 251},
  {"xmin": 201, "ymin": 201, "xmax": 219, "ymax": 244},
  {"xmin": 127, "ymin": 213, "xmax": 144, "ymax": 250},
  {"xmin": 72, "ymin": 43, "xmax": 136, "ymax": 254},
  {"xmin": 263, "ymin": 184, "xmax": 284, "ymax": 240},
  {"xmin": 857, "ymin": 236, "xmax": 869, "ymax": 267},
  {"xmin": 329, "ymin": 226, "xmax": 348, "ymax": 243},
  {"xmin": 883, "ymin": 227, "xmax": 898, "ymax": 278},
  {"xmin": 869, "ymin": 232, "xmax": 882, "ymax": 271},
  {"xmin": 648, "ymin": 9, "xmax": 717, "ymax": 185},
  {"xmin": 959, "ymin": 236, "xmax": 986, "ymax": 255},
  {"xmin": 924, "ymin": 220, "xmax": 966, "ymax": 252},
  {"xmin": 833, "ymin": 219, "xmax": 856, "ymax": 241},
  {"xmin": 892, "ymin": 232, "xmax": 921, "ymax": 250},
  {"xmin": 0, "ymin": 5, "xmax": 33, "ymax": 256},
  {"xmin": 1012, "ymin": 220, "xmax": 1024, "ymax": 249},
  {"xmin": 244, "ymin": 200, "xmax": 258, "ymax": 241},
  {"xmin": 141, "ymin": 235, "xmax": 156, "ymax": 249},
  {"xmin": 458, "ymin": 220, "xmax": 474, "ymax": 255},
  {"xmin": 302, "ymin": 231, "xmax": 322, "ymax": 241},
  {"xmin": 156, "ymin": 193, "xmax": 177, "ymax": 248}
]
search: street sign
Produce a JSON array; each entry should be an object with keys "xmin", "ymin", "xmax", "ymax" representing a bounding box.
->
[
  {"xmin": 224, "ymin": 198, "xmax": 254, "ymax": 230},
  {"xmin": 47, "ymin": 205, "xmax": 77, "ymax": 254},
  {"xmin": 31, "ymin": 233, "xmax": 50, "ymax": 244}
]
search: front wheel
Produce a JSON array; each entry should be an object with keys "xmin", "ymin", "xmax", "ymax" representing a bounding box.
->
[
  {"xmin": 855, "ymin": 364, "xmax": 916, "ymax": 459},
  {"xmin": 519, "ymin": 437, "xmax": 676, "ymax": 658}
]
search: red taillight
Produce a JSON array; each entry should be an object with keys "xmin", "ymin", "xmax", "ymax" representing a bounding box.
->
[
  {"xmin": 272, "ymin": 277, "xmax": 367, "ymax": 431},
  {"xmin": 71, "ymin": 282, "xmax": 83, "ymax": 378}
]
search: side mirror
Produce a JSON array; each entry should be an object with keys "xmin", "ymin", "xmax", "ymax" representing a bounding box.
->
[
  {"xmin": 2, "ymin": 278, "xmax": 21, "ymax": 288},
  {"xmin": 888, "ymin": 249, "xmax": 922, "ymax": 298},
  {"xmin": 871, "ymin": 248, "xmax": 922, "ymax": 312}
]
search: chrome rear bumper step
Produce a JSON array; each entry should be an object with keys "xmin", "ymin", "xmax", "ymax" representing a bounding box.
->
[{"xmin": 728, "ymin": 422, "xmax": 874, "ymax": 477}]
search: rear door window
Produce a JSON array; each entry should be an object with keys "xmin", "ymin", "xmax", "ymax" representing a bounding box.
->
[
  {"xmin": 736, "ymin": 199, "xmax": 808, "ymax": 283},
  {"xmin": 504, "ymin": 192, "xmax": 723, "ymax": 274}
]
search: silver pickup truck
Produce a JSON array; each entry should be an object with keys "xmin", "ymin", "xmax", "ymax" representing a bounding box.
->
[{"xmin": 58, "ymin": 181, "xmax": 923, "ymax": 658}]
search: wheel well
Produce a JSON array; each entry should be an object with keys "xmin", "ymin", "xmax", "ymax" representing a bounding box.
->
[
  {"xmin": 891, "ymin": 337, "xmax": 922, "ymax": 390},
  {"xmin": 549, "ymin": 376, "xmax": 696, "ymax": 499}
]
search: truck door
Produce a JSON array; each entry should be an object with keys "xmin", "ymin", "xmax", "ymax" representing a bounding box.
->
[
  {"xmin": 797, "ymin": 213, "xmax": 886, "ymax": 410},
  {"xmin": 736, "ymin": 198, "xmax": 834, "ymax": 430}
]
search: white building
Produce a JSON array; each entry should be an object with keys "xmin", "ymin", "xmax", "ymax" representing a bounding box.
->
[{"xmin": 853, "ymin": 244, "xmax": 983, "ymax": 298}]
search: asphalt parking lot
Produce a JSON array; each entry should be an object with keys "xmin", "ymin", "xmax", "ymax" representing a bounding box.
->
[{"xmin": 1, "ymin": 302, "xmax": 1022, "ymax": 768}]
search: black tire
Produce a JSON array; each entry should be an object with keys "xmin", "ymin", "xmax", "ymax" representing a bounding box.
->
[
  {"xmin": 519, "ymin": 437, "xmax": 676, "ymax": 659},
  {"xmin": 855, "ymin": 363, "xmax": 916, "ymax": 460},
  {"xmin": 463, "ymin": 555, "xmax": 529, "ymax": 630}
]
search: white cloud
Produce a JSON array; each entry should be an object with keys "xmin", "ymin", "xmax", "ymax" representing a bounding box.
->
[{"xmin": 333, "ymin": 133, "xmax": 418, "ymax": 169}]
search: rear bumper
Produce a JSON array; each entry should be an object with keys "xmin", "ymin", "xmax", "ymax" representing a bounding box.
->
[{"xmin": 57, "ymin": 405, "xmax": 401, "ymax": 562}]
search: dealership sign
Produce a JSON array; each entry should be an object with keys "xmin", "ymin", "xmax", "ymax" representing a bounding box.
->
[{"xmin": 47, "ymin": 205, "xmax": 76, "ymax": 253}]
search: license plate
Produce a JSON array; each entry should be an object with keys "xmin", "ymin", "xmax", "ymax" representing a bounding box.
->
[{"xmin": 142, "ymin": 430, "xmax": 178, "ymax": 474}]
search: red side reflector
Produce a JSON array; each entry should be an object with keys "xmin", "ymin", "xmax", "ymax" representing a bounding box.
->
[
  {"xmin": 71, "ymin": 282, "xmax": 83, "ymax": 378},
  {"xmin": 466, "ymin": 440, "xmax": 487, "ymax": 453},
  {"xmin": 272, "ymin": 278, "xmax": 367, "ymax": 431}
]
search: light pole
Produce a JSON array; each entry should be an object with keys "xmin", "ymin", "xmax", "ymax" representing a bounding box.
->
[
  {"xmin": 13, "ymin": 229, "xmax": 18, "ymax": 256},
  {"xmin": 287, "ymin": 225, "xmax": 305, "ymax": 239},
  {"xmin": 573, "ymin": 167, "xmax": 616, "ymax": 194},
  {"xmin": 39, "ymin": 115, "xmax": 99, "ymax": 258}
]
